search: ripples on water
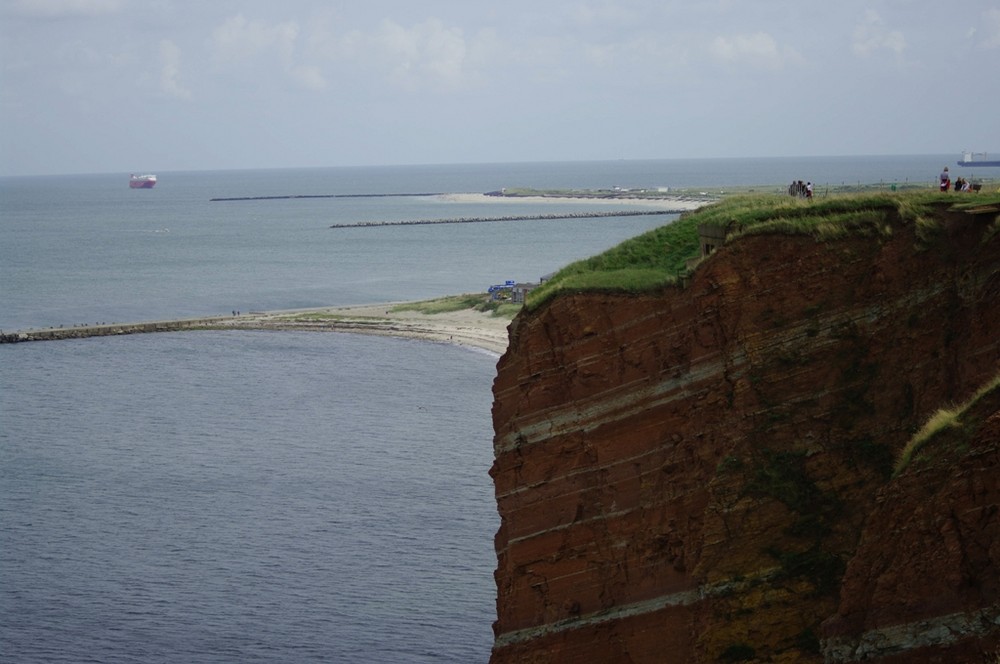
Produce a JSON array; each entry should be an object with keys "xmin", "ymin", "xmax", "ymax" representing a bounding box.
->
[{"xmin": 1, "ymin": 332, "xmax": 499, "ymax": 663}]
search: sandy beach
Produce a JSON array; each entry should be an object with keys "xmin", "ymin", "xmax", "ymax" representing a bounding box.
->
[
  {"xmin": 438, "ymin": 192, "xmax": 709, "ymax": 210},
  {"xmin": 201, "ymin": 301, "xmax": 515, "ymax": 356}
]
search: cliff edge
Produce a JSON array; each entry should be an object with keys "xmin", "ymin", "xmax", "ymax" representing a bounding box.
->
[{"xmin": 490, "ymin": 195, "xmax": 1000, "ymax": 662}]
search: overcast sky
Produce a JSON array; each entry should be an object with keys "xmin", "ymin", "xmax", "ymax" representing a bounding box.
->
[{"xmin": 1, "ymin": 0, "xmax": 998, "ymax": 176}]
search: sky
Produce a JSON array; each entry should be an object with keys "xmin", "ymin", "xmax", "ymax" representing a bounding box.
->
[{"xmin": 1, "ymin": 0, "xmax": 999, "ymax": 176}]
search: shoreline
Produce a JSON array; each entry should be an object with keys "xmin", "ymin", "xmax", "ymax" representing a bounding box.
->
[
  {"xmin": 218, "ymin": 302, "xmax": 513, "ymax": 355},
  {"xmin": 442, "ymin": 192, "xmax": 710, "ymax": 210},
  {"xmin": 0, "ymin": 301, "xmax": 514, "ymax": 356},
  {"xmin": 3, "ymin": 190, "xmax": 701, "ymax": 352}
]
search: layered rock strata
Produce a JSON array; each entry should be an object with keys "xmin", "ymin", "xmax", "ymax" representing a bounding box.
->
[{"xmin": 490, "ymin": 205, "xmax": 1000, "ymax": 662}]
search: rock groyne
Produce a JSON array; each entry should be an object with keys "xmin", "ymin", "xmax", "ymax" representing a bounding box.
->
[
  {"xmin": 329, "ymin": 209, "xmax": 680, "ymax": 229},
  {"xmin": 0, "ymin": 316, "xmax": 236, "ymax": 344}
]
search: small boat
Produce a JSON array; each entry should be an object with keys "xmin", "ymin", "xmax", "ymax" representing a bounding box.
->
[
  {"xmin": 957, "ymin": 152, "xmax": 1000, "ymax": 167},
  {"xmin": 129, "ymin": 174, "xmax": 157, "ymax": 188}
]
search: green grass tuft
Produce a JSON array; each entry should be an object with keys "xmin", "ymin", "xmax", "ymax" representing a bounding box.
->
[{"xmin": 894, "ymin": 372, "xmax": 1000, "ymax": 477}]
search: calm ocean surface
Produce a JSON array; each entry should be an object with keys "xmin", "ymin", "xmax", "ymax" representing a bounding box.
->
[{"xmin": 0, "ymin": 156, "xmax": 954, "ymax": 662}]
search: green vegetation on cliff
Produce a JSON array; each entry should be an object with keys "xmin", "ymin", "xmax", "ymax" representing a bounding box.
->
[
  {"xmin": 894, "ymin": 371, "xmax": 1000, "ymax": 477},
  {"xmin": 525, "ymin": 191, "xmax": 1000, "ymax": 310},
  {"xmin": 391, "ymin": 294, "xmax": 520, "ymax": 318}
]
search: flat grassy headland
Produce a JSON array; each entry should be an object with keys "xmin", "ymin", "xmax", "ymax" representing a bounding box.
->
[
  {"xmin": 497, "ymin": 176, "xmax": 1000, "ymax": 199},
  {"xmin": 524, "ymin": 190, "xmax": 1000, "ymax": 310}
]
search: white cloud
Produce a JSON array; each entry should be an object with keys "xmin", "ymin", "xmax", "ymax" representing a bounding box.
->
[
  {"xmin": 374, "ymin": 19, "xmax": 469, "ymax": 90},
  {"xmin": 211, "ymin": 14, "xmax": 299, "ymax": 65},
  {"xmin": 852, "ymin": 10, "xmax": 906, "ymax": 57},
  {"xmin": 159, "ymin": 39, "xmax": 191, "ymax": 100},
  {"xmin": 210, "ymin": 13, "xmax": 331, "ymax": 91},
  {"xmin": 709, "ymin": 32, "xmax": 793, "ymax": 70},
  {"xmin": 304, "ymin": 17, "xmax": 479, "ymax": 92},
  {"xmin": 289, "ymin": 64, "xmax": 327, "ymax": 91}
]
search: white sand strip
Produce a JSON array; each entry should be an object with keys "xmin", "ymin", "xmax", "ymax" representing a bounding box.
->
[
  {"xmin": 437, "ymin": 193, "xmax": 709, "ymax": 211},
  {"xmin": 218, "ymin": 302, "xmax": 514, "ymax": 356}
]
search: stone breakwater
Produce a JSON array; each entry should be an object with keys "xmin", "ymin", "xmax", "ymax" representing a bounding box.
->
[
  {"xmin": 0, "ymin": 316, "xmax": 236, "ymax": 343},
  {"xmin": 489, "ymin": 203, "xmax": 1000, "ymax": 662},
  {"xmin": 329, "ymin": 209, "xmax": 680, "ymax": 229}
]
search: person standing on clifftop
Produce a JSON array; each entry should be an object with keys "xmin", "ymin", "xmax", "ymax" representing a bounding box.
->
[{"xmin": 940, "ymin": 166, "xmax": 951, "ymax": 192}]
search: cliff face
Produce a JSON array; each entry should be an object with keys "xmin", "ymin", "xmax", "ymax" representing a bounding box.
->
[{"xmin": 489, "ymin": 206, "xmax": 1000, "ymax": 662}]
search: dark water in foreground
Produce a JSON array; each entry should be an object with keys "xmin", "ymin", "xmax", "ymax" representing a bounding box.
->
[{"xmin": 2, "ymin": 332, "xmax": 499, "ymax": 663}]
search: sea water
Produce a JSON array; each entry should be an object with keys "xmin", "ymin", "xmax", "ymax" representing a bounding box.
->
[
  {"xmin": 0, "ymin": 155, "xmax": 956, "ymax": 662},
  {"xmin": 1, "ymin": 332, "xmax": 498, "ymax": 663}
]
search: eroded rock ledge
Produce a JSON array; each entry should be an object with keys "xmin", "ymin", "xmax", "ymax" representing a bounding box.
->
[{"xmin": 489, "ymin": 206, "xmax": 1000, "ymax": 662}]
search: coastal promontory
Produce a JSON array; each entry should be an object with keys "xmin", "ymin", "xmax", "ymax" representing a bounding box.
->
[{"xmin": 489, "ymin": 193, "xmax": 1000, "ymax": 662}]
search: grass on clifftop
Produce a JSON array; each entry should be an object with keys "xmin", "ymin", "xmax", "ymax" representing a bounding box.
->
[
  {"xmin": 525, "ymin": 190, "xmax": 1000, "ymax": 310},
  {"xmin": 391, "ymin": 294, "xmax": 521, "ymax": 318}
]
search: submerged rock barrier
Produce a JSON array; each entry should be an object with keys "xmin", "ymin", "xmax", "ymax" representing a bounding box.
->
[{"xmin": 329, "ymin": 209, "xmax": 680, "ymax": 229}]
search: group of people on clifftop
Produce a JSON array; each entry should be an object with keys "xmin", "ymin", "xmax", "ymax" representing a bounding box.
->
[
  {"xmin": 788, "ymin": 180, "xmax": 813, "ymax": 198},
  {"xmin": 939, "ymin": 166, "xmax": 977, "ymax": 192}
]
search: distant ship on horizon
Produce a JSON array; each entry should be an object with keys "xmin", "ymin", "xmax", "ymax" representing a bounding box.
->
[
  {"xmin": 129, "ymin": 173, "xmax": 157, "ymax": 188},
  {"xmin": 957, "ymin": 151, "xmax": 1000, "ymax": 167}
]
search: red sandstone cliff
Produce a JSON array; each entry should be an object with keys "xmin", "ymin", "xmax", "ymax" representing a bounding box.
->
[{"xmin": 490, "ymin": 204, "xmax": 1000, "ymax": 662}]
